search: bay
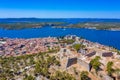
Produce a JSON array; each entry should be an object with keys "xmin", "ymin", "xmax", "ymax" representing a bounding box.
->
[{"xmin": 0, "ymin": 26, "xmax": 120, "ymax": 50}]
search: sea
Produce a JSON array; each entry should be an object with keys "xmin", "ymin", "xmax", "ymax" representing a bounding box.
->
[{"xmin": 0, "ymin": 18, "xmax": 120, "ymax": 50}]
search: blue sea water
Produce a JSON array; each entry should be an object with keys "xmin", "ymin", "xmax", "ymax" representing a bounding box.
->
[{"xmin": 0, "ymin": 26, "xmax": 120, "ymax": 50}]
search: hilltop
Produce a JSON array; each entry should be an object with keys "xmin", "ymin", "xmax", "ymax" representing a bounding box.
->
[{"xmin": 0, "ymin": 35, "xmax": 120, "ymax": 80}]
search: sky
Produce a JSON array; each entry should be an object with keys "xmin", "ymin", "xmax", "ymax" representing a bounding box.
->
[{"xmin": 0, "ymin": 0, "xmax": 120, "ymax": 18}]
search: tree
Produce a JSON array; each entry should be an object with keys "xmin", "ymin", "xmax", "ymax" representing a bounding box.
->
[
  {"xmin": 73, "ymin": 44, "xmax": 85, "ymax": 52},
  {"xmin": 90, "ymin": 56, "xmax": 101, "ymax": 72},
  {"xmin": 23, "ymin": 75, "xmax": 35, "ymax": 80},
  {"xmin": 34, "ymin": 62, "xmax": 41, "ymax": 75},
  {"xmin": 107, "ymin": 61, "xmax": 114, "ymax": 76},
  {"xmin": 29, "ymin": 57, "xmax": 35, "ymax": 65},
  {"xmin": 80, "ymin": 71, "xmax": 91, "ymax": 80},
  {"xmin": 50, "ymin": 71, "xmax": 75, "ymax": 80},
  {"xmin": 64, "ymin": 39, "xmax": 75, "ymax": 44},
  {"xmin": 117, "ymin": 50, "xmax": 120, "ymax": 55},
  {"xmin": 0, "ymin": 78, "xmax": 7, "ymax": 80},
  {"xmin": 42, "ymin": 67, "xmax": 49, "ymax": 77}
]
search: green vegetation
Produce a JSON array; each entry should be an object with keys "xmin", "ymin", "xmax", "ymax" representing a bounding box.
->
[
  {"xmin": 23, "ymin": 75, "xmax": 35, "ymax": 80},
  {"xmin": 111, "ymin": 48, "xmax": 120, "ymax": 55},
  {"xmin": 59, "ymin": 39, "xmax": 75, "ymax": 44},
  {"xmin": 1, "ymin": 21, "xmax": 120, "ymax": 30},
  {"xmin": 0, "ymin": 52, "xmax": 75, "ymax": 80},
  {"xmin": 73, "ymin": 44, "xmax": 85, "ymax": 52},
  {"xmin": 48, "ymin": 47, "xmax": 60, "ymax": 53},
  {"xmin": 80, "ymin": 71, "xmax": 91, "ymax": 80},
  {"xmin": 0, "ymin": 22, "xmax": 65, "ymax": 30},
  {"xmin": 50, "ymin": 71, "xmax": 75, "ymax": 80},
  {"xmin": 115, "ymin": 49, "xmax": 120, "ymax": 55},
  {"xmin": 56, "ymin": 22, "xmax": 120, "ymax": 30},
  {"xmin": 34, "ymin": 54, "xmax": 60, "ymax": 78},
  {"xmin": 106, "ymin": 61, "xmax": 114, "ymax": 76},
  {"xmin": 90, "ymin": 56, "xmax": 101, "ymax": 72}
]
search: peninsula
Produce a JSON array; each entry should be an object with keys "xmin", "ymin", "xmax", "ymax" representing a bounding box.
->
[
  {"xmin": 55, "ymin": 22, "xmax": 120, "ymax": 30},
  {"xmin": 0, "ymin": 35, "xmax": 120, "ymax": 80},
  {"xmin": 1, "ymin": 18, "xmax": 120, "ymax": 30}
]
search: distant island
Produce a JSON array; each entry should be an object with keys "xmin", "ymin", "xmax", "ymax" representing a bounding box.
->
[
  {"xmin": 0, "ymin": 22, "xmax": 64, "ymax": 30},
  {"xmin": 1, "ymin": 18, "xmax": 120, "ymax": 30},
  {"xmin": 54, "ymin": 22, "xmax": 120, "ymax": 30}
]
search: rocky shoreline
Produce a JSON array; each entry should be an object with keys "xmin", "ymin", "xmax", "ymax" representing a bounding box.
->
[{"xmin": 52, "ymin": 26, "xmax": 120, "ymax": 31}]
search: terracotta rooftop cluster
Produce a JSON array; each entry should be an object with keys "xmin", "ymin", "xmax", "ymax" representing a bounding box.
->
[{"xmin": 0, "ymin": 37, "xmax": 59, "ymax": 56}]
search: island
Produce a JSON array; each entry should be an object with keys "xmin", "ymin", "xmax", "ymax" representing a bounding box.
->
[
  {"xmin": 1, "ymin": 18, "xmax": 120, "ymax": 30},
  {"xmin": 0, "ymin": 22, "xmax": 65, "ymax": 30},
  {"xmin": 54, "ymin": 22, "xmax": 120, "ymax": 30}
]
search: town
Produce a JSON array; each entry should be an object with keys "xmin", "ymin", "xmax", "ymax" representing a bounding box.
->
[
  {"xmin": 0, "ymin": 35, "xmax": 120, "ymax": 80},
  {"xmin": 0, "ymin": 37, "xmax": 59, "ymax": 56}
]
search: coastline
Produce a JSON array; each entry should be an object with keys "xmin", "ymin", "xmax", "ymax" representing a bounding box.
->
[
  {"xmin": 0, "ymin": 35, "xmax": 116, "ymax": 51},
  {"xmin": 52, "ymin": 26, "xmax": 120, "ymax": 31},
  {"xmin": 1, "ymin": 26, "xmax": 120, "ymax": 50},
  {"xmin": 2, "ymin": 26, "xmax": 120, "ymax": 31}
]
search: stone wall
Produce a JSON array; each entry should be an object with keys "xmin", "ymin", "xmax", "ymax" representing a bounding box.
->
[
  {"xmin": 77, "ymin": 58, "xmax": 90, "ymax": 71},
  {"xmin": 66, "ymin": 57, "xmax": 77, "ymax": 68}
]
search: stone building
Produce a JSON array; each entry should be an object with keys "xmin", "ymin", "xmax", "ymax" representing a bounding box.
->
[{"xmin": 77, "ymin": 58, "xmax": 91, "ymax": 71}]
